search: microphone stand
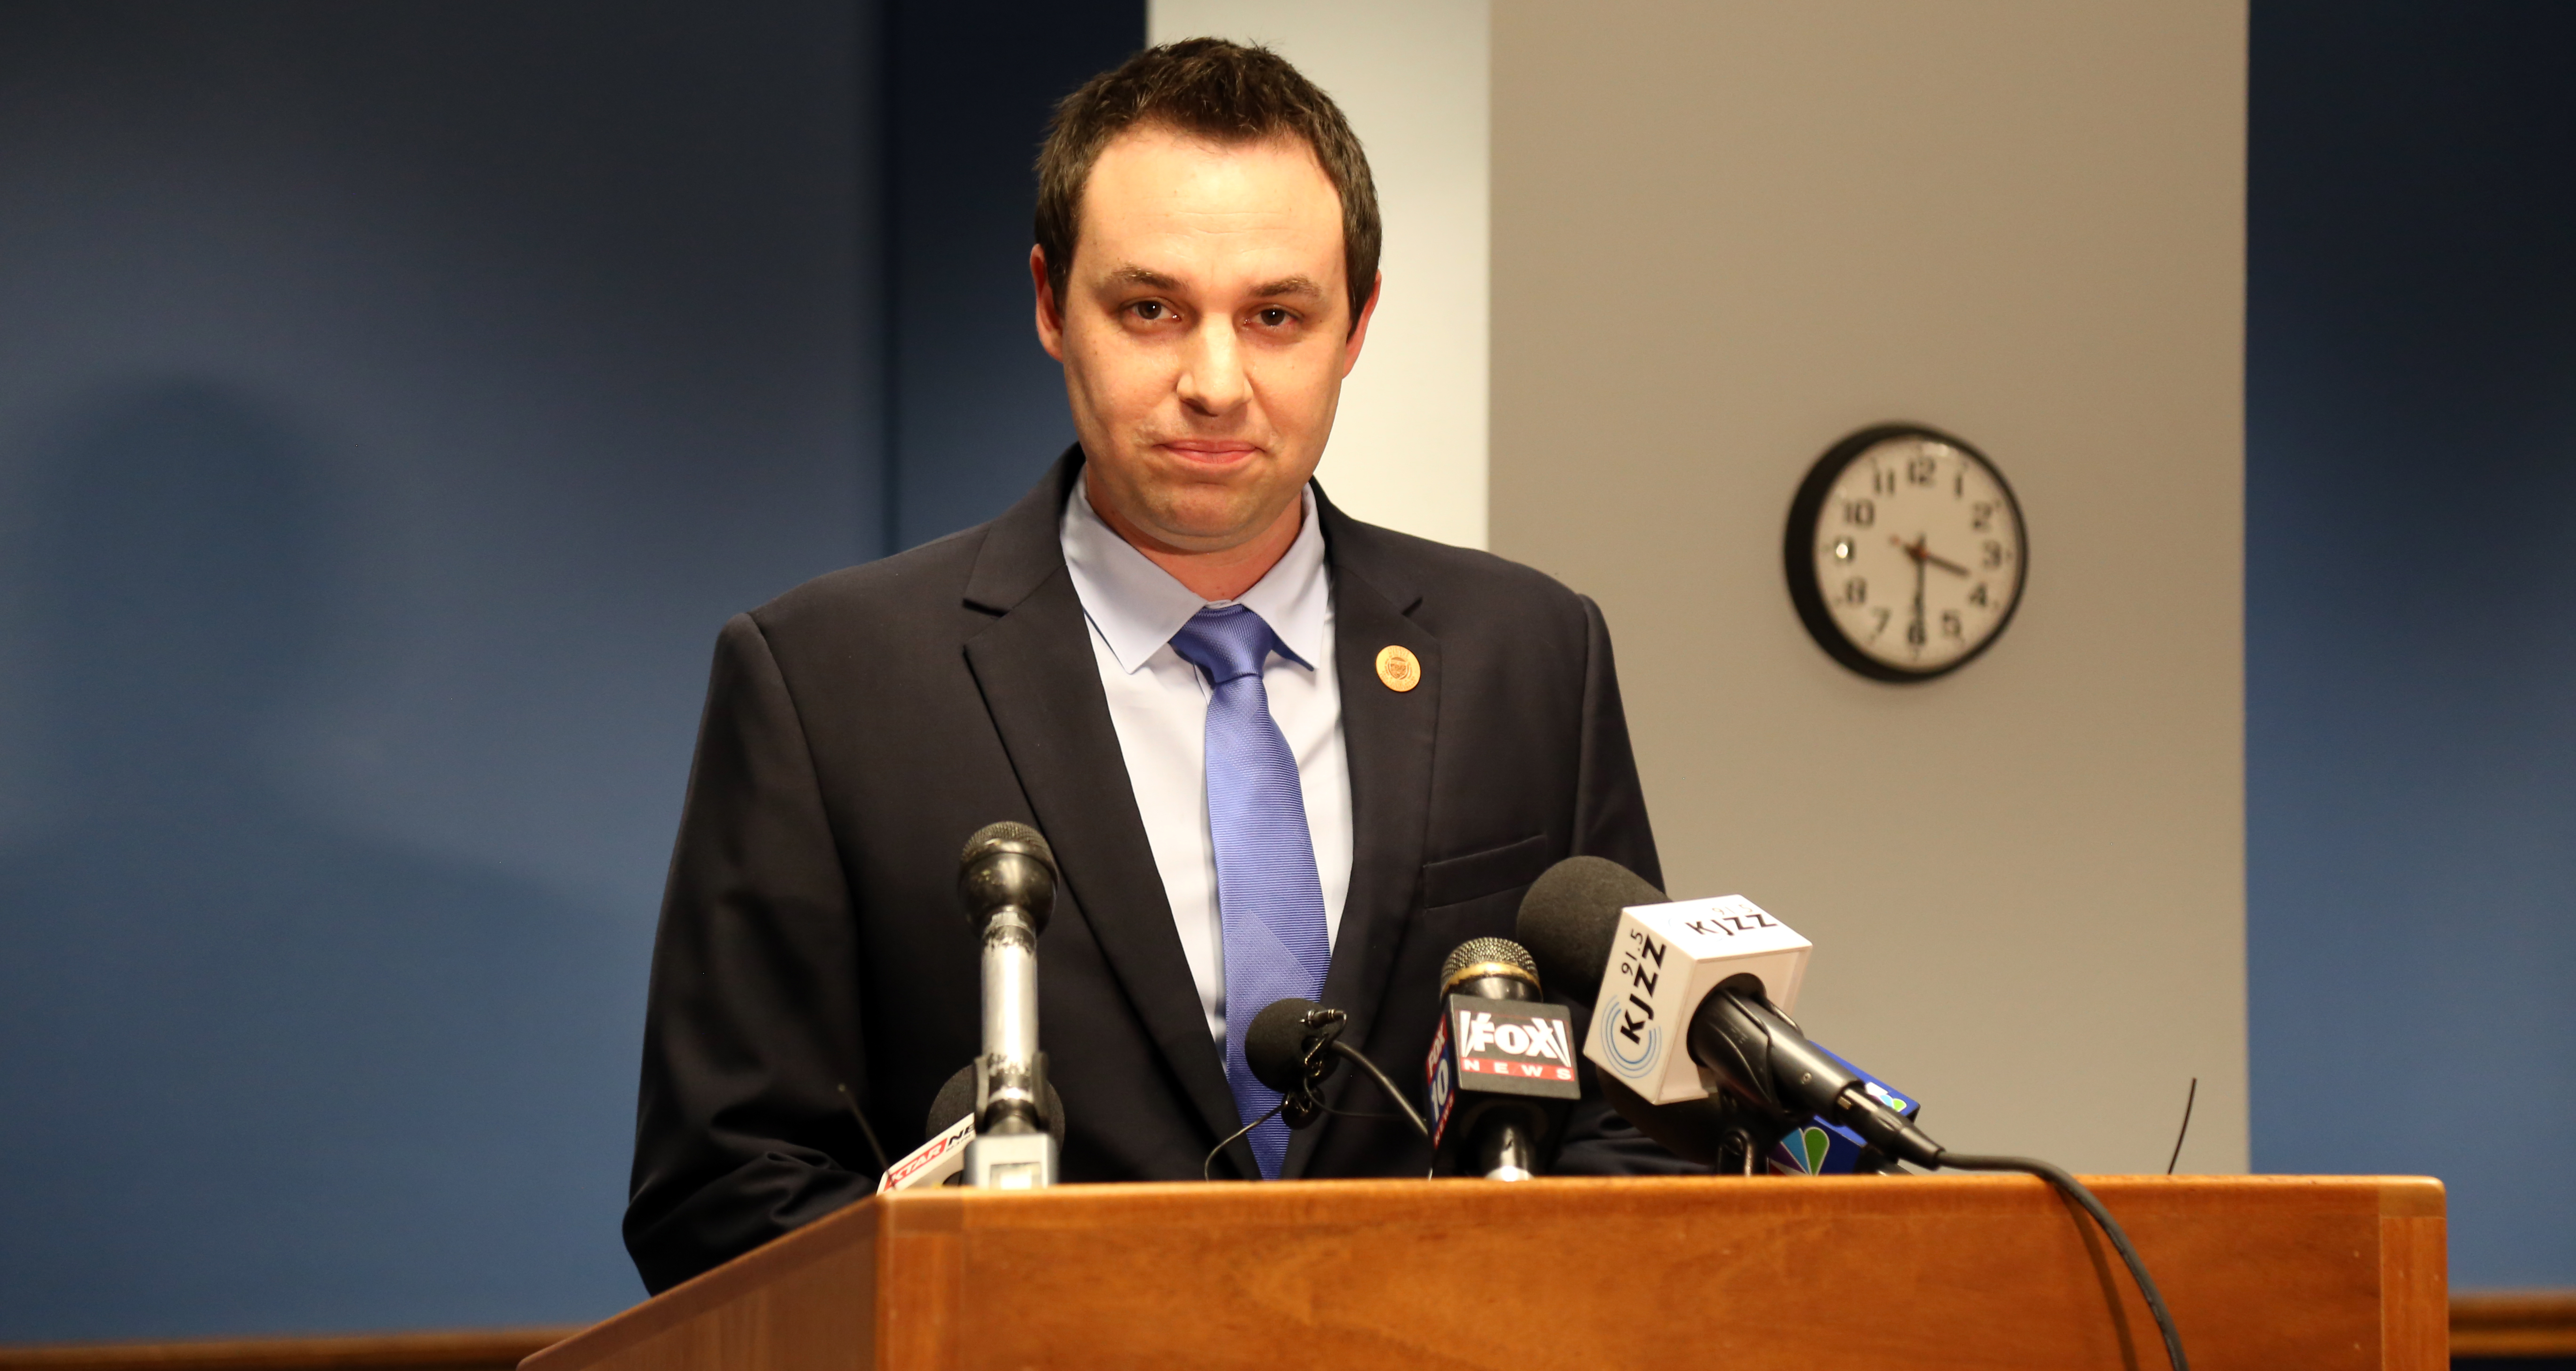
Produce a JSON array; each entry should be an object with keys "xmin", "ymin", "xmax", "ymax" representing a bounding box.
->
[{"xmin": 957, "ymin": 823, "xmax": 1059, "ymax": 1190}]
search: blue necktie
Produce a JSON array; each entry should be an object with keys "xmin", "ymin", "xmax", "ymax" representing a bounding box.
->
[{"xmin": 1167, "ymin": 605, "xmax": 1330, "ymax": 1180}]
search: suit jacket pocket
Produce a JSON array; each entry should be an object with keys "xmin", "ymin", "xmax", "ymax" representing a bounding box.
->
[{"xmin": 1419, "ymin": 833, "xmax": 1552, "ymax": 911}]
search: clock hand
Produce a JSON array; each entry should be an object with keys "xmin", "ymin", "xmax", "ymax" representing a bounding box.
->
[
  {"xmin": 1910, "ymin": 548, "xmax": 1927, "ymax": 653},
  {"xmin": 1890, "ymin": 534, "xmax": 1971, "ymax": 577}
]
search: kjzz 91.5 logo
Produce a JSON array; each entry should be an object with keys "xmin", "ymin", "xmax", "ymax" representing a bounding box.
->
[
  {"xmin": 1600, "ymin": 927, "xmax": 1666, "ymax": 1080},
  {"xmin": 1611, "ymin": 927, "xmax": 1665, "ymax": 1042},
  {"xmin": 1681, "ymin": 909, "xmax": 1777, "ymax": 939}
]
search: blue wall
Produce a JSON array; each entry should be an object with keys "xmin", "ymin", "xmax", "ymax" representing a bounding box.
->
[
  {"xmin": 0, "ymin": 0, "xmax": 1127, "ymax": 1343},
  {"xmin": 0, "ymin": 1, "xmax": 883, "ymax": 1339},
  {"xmin": 886, "ymin": 3, "xmax": 1143, "ymax": 548},
  {"xmin": 2248, "ymin": 0, "xmax": 2576, "ymax": 1289}
]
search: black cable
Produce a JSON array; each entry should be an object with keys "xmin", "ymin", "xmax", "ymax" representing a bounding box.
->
[
  {"xmin": 1325, "ymin": 1040, "xmax": 1431, "ymax": 1140},
  {"xmin": 2165, "ymin": 1078, "xmax": 2198, "ymax": 1175},
  {"xmin": 1201, "ymin": 1037, "xmax": 1431, "ymax": 1181},
  {"xmin": 835, "ymin": 1082, "xmax": 892, "ymax": 1177},
  {"xmin": 1722, "ymin": 1126, "xmax": 1761, "ymax": 1177},
  {"xmin": 1202, "ymin": 1096, "xmax": 1289, "ymax": 1181},
  {"xmin": 1938, "ymin": 1153, "xmax": 2188, "ymax": 1371}
]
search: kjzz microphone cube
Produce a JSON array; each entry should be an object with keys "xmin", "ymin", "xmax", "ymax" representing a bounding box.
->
[{"xmin": 1582, "ymin": 895, "xmax": 1813, "ymax": 1106}]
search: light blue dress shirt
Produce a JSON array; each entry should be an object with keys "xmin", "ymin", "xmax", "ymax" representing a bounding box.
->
[{"xmin": 1059, "ymin": 479, "xmax": 1355, "ymax": 1045}]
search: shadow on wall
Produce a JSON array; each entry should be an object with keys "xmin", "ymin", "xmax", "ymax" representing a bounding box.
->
[{"xmin": 0, "ymin": 382, "xmax": 637, "ymax": 1339}]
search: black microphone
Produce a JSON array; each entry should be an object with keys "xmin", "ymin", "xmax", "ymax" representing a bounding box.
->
[
  {"xmin": 1244, "ymin": 998, "xmax": 1344, "ymax": 1130},
  {"xmin": 957, "ymin": 822, "xmax": 1059, "ymax": 1189},
  {"xmin": 1424, "ymin": 938, "xmax": 1579, "ymax": 1179},
  {"xmin": 1689, "ymin": 975, "xmax": 1940, "ymax": 1167},
  {"xmin": 1212, "ymin": 998, "xmax": 1430, "ymax": 1180}
]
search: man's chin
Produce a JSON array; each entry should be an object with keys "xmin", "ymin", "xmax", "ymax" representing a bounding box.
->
[
  {"xmin": 1136, "ymin": 492, "xmax": 1297, "ymax": 553},
  {"xmin": 1143, "ymin": 511, "xmax": 1264, "ymax": 550}
]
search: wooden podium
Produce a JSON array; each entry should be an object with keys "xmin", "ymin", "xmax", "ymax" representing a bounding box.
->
[{"xmin": 525, "ymin": 1176, "xmax": 2444, "ymax": 1371}]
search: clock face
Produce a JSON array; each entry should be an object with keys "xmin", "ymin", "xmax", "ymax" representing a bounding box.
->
[{"xmin": 1784, "ymin": 426, "xmax": 2027, "ymax": 682}]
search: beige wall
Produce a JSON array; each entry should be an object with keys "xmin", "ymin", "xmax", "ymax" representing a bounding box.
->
[
  {"xmin": 1149, "ymin": 0, "xmax": 1492, "ymax": 548},
  {"xmin": 1492, "ymin": 2, "xmax": 2250, "ymax": 1171}
]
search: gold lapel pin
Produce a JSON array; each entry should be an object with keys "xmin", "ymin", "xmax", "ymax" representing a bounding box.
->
[{"xmin": 1375, "ymin": 645, "xmax": 1422, "ymax": 693}]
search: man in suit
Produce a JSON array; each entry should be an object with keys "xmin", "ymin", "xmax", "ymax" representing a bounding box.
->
[{"xmin": 625, "ymin": 38, "xmax": 1688, "ymax": 1295}]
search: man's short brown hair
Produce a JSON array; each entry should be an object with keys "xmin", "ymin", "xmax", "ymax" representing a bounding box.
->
[{"xmin": 1035, "ymin": 38, "xmax": 1381, "ymax": 329}]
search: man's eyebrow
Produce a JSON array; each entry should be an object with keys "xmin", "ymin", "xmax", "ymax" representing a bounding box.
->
[
  {"xmin": 1250, "ymin": 275, "xmax": 1325, "ymax": 300},
  {"xmin": 1099, "ymin": 267, "xmax": 1325, "ymax": 302},
  {"xmin": 1104, "ymin": 265, "xmax": 1183, "ymax": 290}
]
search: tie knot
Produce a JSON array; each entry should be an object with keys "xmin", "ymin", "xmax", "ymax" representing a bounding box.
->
[{"xmin": 1168, "ymin": 605, "xmax": 1282, "ymax": 684}]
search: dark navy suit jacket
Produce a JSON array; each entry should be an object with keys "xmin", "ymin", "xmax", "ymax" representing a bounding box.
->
[{"xmin": 624, "ymin": 450, "xmax": 1687, "ymax": 1294}]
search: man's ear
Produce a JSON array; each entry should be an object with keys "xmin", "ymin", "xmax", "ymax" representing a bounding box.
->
[
  {"xmin": 1339, "ymin": 271, "xmax": 1383, "ymax": 378},
  {"xmin": 1032, "ymin": 245, "xmax": 1067, "ymax": 361}
]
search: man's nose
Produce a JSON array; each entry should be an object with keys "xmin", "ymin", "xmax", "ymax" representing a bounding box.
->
[{"xmin": 1175, "ymin": 315, "xmax": 1249, "ymax": 416}]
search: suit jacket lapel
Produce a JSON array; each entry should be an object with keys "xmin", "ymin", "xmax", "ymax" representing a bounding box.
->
[
  {"xmin": 1282, "ymin": 491, "xmax": 1438, "ymax": 1180},
  {"xmin": 960, "ymin": 451, "xmax": 1252, "ymax": 1177}
]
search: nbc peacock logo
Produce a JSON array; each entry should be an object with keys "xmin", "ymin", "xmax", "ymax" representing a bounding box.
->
[{"xmin": 1771, "ymin": 1126, "xmax": 1834, "ymax": 1176}]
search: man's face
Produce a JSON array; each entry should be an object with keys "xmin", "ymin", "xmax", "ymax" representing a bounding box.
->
[{"xmin": 1034, "ymin": 125, "xmax": 1377, "ymax": 557}]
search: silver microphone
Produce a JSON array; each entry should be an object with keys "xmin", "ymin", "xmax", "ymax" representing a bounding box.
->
[{"xmin": 956, "ymin": 822, "xmax": 1059, "ymax": 1189}]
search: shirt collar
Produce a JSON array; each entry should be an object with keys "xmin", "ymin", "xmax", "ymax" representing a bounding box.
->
[{"xmin": 1060, "ymin": 477, "xmax": 1330, "ymax": 676}]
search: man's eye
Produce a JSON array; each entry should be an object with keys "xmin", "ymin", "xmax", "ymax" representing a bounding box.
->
[
  {"xmin": 1254, "ymin": 307, "xmax": 1293, "ymax": 328},
  {"xmin": 1130, "ymin": 300, "xmax": 1170, "ymax": 322}
]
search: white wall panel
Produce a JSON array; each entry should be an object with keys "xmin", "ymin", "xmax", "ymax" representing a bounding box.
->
[
  {"xmin": 1150, "ymin": 0, "xmax": 1490, "ymax": 548},
  {"xmin": 1491, "ymin": 1, "xmax": 2251, "ymax": 1173}
]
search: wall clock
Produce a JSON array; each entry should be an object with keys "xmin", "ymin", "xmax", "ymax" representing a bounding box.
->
[{"xmin": 1784, "ymin": 424, "xmax": 2027, "ymax": 682}]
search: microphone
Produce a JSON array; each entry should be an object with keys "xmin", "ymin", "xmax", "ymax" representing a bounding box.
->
[
  {"xmin": 1424, "ymin": 938, "xmax": 1579, "ymax": 1180},
  {"xmin": 1216, "ymin": 997, "xmax": 1429, "ymax": 1179},
  {"xmin": 1513, "ymin": 859, "xmax": 1764, "ymax": 1167},
  {"xmin": 956, "ymin": 822, "xmax": 1060, "ymax": 1189},
  {"xmin": 1767, "ymin": 1047, "xmax": 1925, "ymax": 1176},
  {"xmin": 1518, "ymin": 858, "xmax": 2191, "ymax": 1371},
  {"xmin": 881, "ymin": 1063, "xmax": 1072, "ymax": 1194},
  {"xmin": 1515, "ymin": 857, "xmax": 1936, "ymax": 1170},
  {"xmin": 1515, "ymin": 858, "xmax": 1771, "ymax": 1168},
  {"xmin": 1688, "ymin": 969, "xmax": 1941, "ymax": 1169},
  {"xmin": 1243, "ymin": 998, "xmax": 1344, "ymax": 1130}
]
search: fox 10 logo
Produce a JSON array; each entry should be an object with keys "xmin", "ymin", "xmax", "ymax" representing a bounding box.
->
[
  {"xmin": 1454, "ymin": 1006, "xmax": 1575, "ymax": 1082},
  {"xmin": 1428, "ymin": 998, "xmax": 1578, "ymax": 1147},
  {"xmin": 1425, "ymin": 1017, "xmax": 1459, "ymax": 1146}
]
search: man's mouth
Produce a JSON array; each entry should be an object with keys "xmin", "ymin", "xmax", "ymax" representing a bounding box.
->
[{"xmin": 1156, "ymin": 439, "xmax": 1261, "ymax": 467}]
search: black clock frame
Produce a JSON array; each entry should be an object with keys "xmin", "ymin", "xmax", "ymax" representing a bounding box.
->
[{"xmin": 1783, "ymin": 422, "xmax": 2029, "ymax": 684}]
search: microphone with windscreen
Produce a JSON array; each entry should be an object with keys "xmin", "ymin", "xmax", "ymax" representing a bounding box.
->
[
  {"xmin": 1515, "ymin": 856, "xmax": 2194, "ymax": 1371},
  {"xmin": 1243, "ymin": 998, "xmax": 1345, "ymax": 1131},
  {"xmin": 1515, "ymin": 856, "xmax": 1936, "ymax": 1169},
  {"xmin": 1513, "ymin": 858, "xmax": 1766, "ymax": 1167},
  {"xmin": 1514, "ymin": 858, "xmax": 1669, "ymax": 1019},
  {"xmin": 1206, "ymin": 998, "xmax": 1431, "ymax": 1179}
]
